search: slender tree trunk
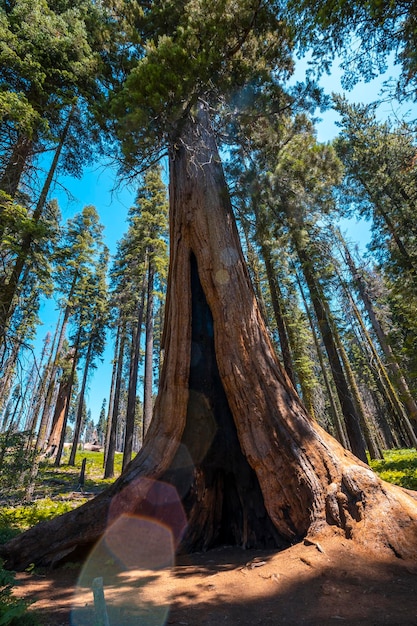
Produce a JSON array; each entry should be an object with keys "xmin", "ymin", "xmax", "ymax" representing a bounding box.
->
[
  {"xmin": 22, "ymin": 333, "xmax": 52, "ymax": 431},
  {"xmin": 15, "ymin": 364, "xmax": 36, "ymax": 431},
  {"xmin": 122, "ymin": 271, "xmax": 146, "ymax": 471},
  {"xmin": 3, "ymin": 105, "xmax": 417, "ymax": 570},
  {"xmin": 316, "ymin": 270, "xmax": 382, "ymax": 459},
  {"xmin": 261, "ymin": 242, "xmax": 297, "ymax": 387},
  {"xmin": 334, "ymin": 325, "xmax": 383, "ymax": 460},
  {"xmin": 44, "ymin": 370, "xmax": 73, "ymax": 458},
  {"xmin": 293, "ymin": 238, "xmax": 367, "ymax": 462},
  {"xmin": 104, "ymin": 327, "xmax": 120, "ymax": 469},
  {"xmin": 341, "ymin": 236, "xmax": 417, "ymax": 422},
  {"xmin": 0, "ymin": 340, "xmax": 20, "ymax": 413},
  {"xmin": 54, "ymin": 347, "xmax": 78, "ymax": 467},
  {"xmin": 341, "ymin": 277, "xmax": 417, "ymax": 448},
  {"xmin": 34, "ymin": 283, "xmax": 77, "ymax": 452},
  {"xmin": 24, "ymin": 333, "xmax": 77, "ymax": 501},
  {"xmin": 241, "ymin": 220, "xmax": 270, "ymax": 326},
  {"xmin": 3, "ymin": 391, "xmax": 22, "ymax": 432},
  {"xmin": 143, "ymin": 255, "xmax": 155, "ymax": 437},
  {"xmin": 68, "ymin": 340, "xmax": 93, "ymax": 466},
  {"xmin": 368, "ymin": 383, "xmax": 399, "ymax": 448},
  {"xmin": 25, "ymin": 319, "xmax": 60, "ymax": 442},
  {"xmin": 104, "ymin": 324, "xmax": 126, "ymax": 479},
  {"xmin": 295, "ymin": 270, "xmax": 349, "ymax": 449}
]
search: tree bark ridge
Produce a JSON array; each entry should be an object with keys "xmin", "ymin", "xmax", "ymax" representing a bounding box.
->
[{"xmin": 2, "ymin": 105, "xmax": 417, "ymax": 570}]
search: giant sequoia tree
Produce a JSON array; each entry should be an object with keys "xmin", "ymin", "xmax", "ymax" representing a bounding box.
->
[{"xmin": 2, "ymin": 0, "xmax": 417, "ymax": 570}]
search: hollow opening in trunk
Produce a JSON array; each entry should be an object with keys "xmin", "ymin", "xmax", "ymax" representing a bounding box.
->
[{"xmin": 164, "ymin": 254, "xmax": 288, "ymax": 551}]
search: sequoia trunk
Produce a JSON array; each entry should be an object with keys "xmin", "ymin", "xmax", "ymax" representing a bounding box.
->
[{"xmin": 2, "ymin": 105, "xmax": 417, "ymax": 570}]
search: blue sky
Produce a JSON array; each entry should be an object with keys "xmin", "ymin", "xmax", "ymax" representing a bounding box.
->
[{"xmin": 33, "ymin": 56, "xmax": 417, "ymax": 424}]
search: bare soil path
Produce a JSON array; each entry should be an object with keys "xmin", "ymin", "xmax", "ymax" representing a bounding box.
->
[{"xmin": 13, "ymin": 534, "xmax": 417, "ymax": 625}]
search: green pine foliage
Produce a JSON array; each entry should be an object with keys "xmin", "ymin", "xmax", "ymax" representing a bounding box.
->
[
  {"xmin": 0, "ymin": 0, "xmax": 107, "ymax": 141},
  {"xmin": 334, "ymin": 97, "xmax": 417, "ymax": 394},
  {"xmin": 0, "ymin": 432, "xmax": 35, "ymax": 497},
  {"xmin": 109, "ymin": 0, "xmax": 294, "ymax": 170},
  {"xmin": 286, "ymin": 0, "xmax": 417, "ymax": 96}
]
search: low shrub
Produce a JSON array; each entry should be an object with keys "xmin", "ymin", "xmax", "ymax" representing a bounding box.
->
[{"xmin": 0, "ymin": 560, "xmax": 38, "ymax": 625}]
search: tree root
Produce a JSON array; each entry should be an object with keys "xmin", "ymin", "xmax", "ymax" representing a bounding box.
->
[{"xmin": 324, "ymin": 464, "xmax": 417, "ymax": 559}]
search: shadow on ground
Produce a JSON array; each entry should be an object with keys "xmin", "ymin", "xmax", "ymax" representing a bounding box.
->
[{"xmin": 14, "ymin": 538, "xmax": 417, "ymax": 626}]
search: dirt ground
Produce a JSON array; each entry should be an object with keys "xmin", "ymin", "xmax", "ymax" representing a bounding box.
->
[{"xmin": 13, "ymin": 533, "xmax": 417, "ymax": 626}]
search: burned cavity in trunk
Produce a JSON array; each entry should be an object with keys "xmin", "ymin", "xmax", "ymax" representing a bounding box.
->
[
  {"xmin": 3, "ymin": 106, "xmax": 417, "ymax": 572},
  {"xmin": 163, "ymin": 254, "xmax": 285, "ymax": 552}
]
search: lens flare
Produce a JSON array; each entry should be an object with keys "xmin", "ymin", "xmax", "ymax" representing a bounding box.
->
[
  {"xmin": 215, "ymin": 268, "xmax": 230, "ymax": 284},
  {"xmin": 71, "ymin": 478, "xmax": 187, "ymax": 625},
  {"xmin": 220, "ymin": 246, "xmax": 239, "ymax": 266},
  {"xmin": 105, "ymin": 514, "xmax": 175, "ymax": 570}
]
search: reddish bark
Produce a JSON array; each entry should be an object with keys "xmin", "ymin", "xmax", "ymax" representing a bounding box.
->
[{"xmin": 2, "ymin": 106, "xmax": 417, "ymax": 570}]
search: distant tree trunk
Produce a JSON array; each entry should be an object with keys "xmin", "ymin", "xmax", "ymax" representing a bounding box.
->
[
  {"xmin": 0, "ymin": 340, "xmax": 20, "ymax": 413},
  {"xmin": 261, "ymin": 242, "xmax": 297, "ymax": 387},
  {"xmin": 296, "ymin": 270, "xmax": 349, "ymax": 449},
  {"xmin": 342, "ymin": 237, "xmax": 417, "ymax": 422},
  {"xmin": 34, "ymin": 283, "xmax": 76, "ymax": 451},
  {"xmin": 366, "ymin": 383, "xmax": 397, "ymax": 448},
  {"xmin": 293, "ymin": 238, "xmax": 367, "ymax": 462},
  {"xmin": 335, "ymin": 324, "xmax": 383, "ymax": 460},
  {"xmin": 2, "ymin": 105, "xmax": 417, "ymax": 570},
  {"xmin": 54, "ymin": 345, "xmax": 78, "ymax": 467},
  {"xmin": 34, "ymin": 320, "xmax": 69, "ymax": 452},
  {"xmin": 3, "ymin": 390, "xmax": 22, "ymax": 432},
  {"xmin": 122, "ymin": 273, "xmax": 146, "ymax": 471},
  {"xmin": 15, "ymin": 365, "xmax": 36, "ymax": 431},
  {"xmin": 104, "ymin": 323, "xmax": 126, "ymax": 479},
  {"xmin": 24, "ymin": 335, "xmax": 79, "ymax": 500},
  {"xmin": 142, "ymin": 255, "xmax": 155, "ymax": 437},
  {"xmin": 25, "ymin": 321, "xmax": 60, "ymax": 442},
  {"xmin": 340, "ymin": 276, "xmax": 417, "ymax": 449},
  {"xmin": 104, "ymin": 327, "xmax": 120, "ymax": 469},
  {"xmin": 44, "ymin": 368, "xmax": 73, "ymax": 458},
  {"xmin": 68, "ymin": 340, "xmax": 93, "ymax": 466},
  {"xmin": 241, "ymin": 221, "xmax": 269, "ymax": 325},
  {"xmin": 317, "ymin": 267, "xmax": 382, "ymax": 459},
  {"xmin": 22, "ymin": 333, "xmax": 52, "ymax": 431}
]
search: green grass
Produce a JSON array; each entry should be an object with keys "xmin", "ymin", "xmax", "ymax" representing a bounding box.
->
[
  {"xmin": 38, "ymin": 449, "xmax": 123, "ymax": 492},
  {"xmin": 0, "ymin": 449, "xmax": 123, "ymax": 542},
  {"xmin": 0, "ymin": 449, "xmax": 124, "ymax": 625},
  {"xmin": 370, "ymin": 448, "xmax": 417, "ymax": 491},
  {"xmin": 1, "ymin": 447, "xmax": 416, "ymax": 544}
]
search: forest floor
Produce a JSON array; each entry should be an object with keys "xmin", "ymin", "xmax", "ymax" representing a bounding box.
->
[
  {"xmin": 13, "ymin": 532, "xmax": 417, "ymax": 626},
  {"xmin": 4, "ymin": 449, "xmax": 417, "ymax": 625}
]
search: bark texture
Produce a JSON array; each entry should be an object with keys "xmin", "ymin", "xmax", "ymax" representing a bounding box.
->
[
  {"xmin": 44, "ymin": 373, "xmax": 72, "ymax": 457},
  {"xmin": 2, "ymin": 106, "xmax": 417, "ymax": 570}
]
